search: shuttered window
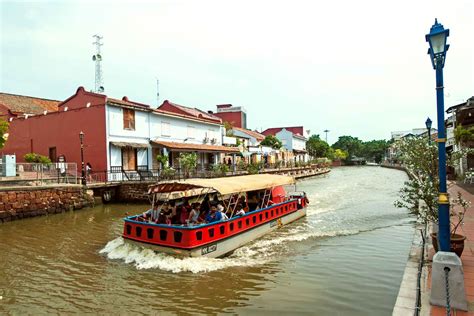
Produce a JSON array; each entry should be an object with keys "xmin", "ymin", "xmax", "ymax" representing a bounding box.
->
[{"xmin": 123, "ymin": 108, "xmax": 135, "ymax": 130}]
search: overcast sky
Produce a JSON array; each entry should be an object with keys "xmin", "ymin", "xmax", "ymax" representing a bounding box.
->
[{"xmin": 1, "ymin": 0, "xmax": 473, "ymax": 144}]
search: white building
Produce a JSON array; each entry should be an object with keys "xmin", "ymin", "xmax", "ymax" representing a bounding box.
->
[{"xmin": 106, "ymin": 98, "xmax": 238, "ymax": 179}]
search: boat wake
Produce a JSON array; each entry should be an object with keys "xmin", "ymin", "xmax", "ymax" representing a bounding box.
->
[{"xmin": 99, "ymin": 224, "xmax": 364, "ymax": 274}]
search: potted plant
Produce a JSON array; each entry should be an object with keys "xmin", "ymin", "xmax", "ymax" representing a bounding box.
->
[
  {"xmin": 395, "ymin": 137, "xmax": 470, "ymax": 256},
  {"xmin": 430, "ymin": 191, "xmax": 470, "ymax": 256}
]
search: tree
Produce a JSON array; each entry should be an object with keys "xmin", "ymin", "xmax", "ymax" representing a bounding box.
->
[
  {"xmin": 261, "ymin": 135, "xmax": 282, "ymax": 149},
  {"xmin": 306, "ymin": 134, "xmax": 330, "ymax": 158},
  {"xmin": 224, "ymin": 121, "xmax": 234, "ymax": 137},
  {"xmin": 178, "ymin": 152, "xmax": 197, "ymax": 178},
  {"xmin": 332, "ymin": 136, "xmax": 363, "ymax": 158},
  {"xmin": 333, "ymin": 148, "xmax": 348, "ymax": 160},
  {"xmin": 0, "ymin": 120, "xmax": 9, "ymax": 149},
  {"xmin": 361, "ymin": 139, "xmax": 389, "ymax": 163}
]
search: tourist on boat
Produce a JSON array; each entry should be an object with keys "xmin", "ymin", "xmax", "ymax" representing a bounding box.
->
[
  {"xmin": 205, "ymin": 205, "xmax": 222, "ymax": 223},
  {"xmin": 187, "ymin": 203, "xmax": 201, "ymax": 225},
  {"xmin": 234, "ymin": 203, "xmax": 246, "ymax": 217},
  {"xmin": 217, "ymin": 204, "xmax": 228, "ymax": 220},
  {"xmin": 180, "ymin": 204, "xmax": 190, "ymax": 225}
]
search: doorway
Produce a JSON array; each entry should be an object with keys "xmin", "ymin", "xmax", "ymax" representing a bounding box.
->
[{"xmin": 122, "ymin": 147, "xmax": 137, "ymax": 170}]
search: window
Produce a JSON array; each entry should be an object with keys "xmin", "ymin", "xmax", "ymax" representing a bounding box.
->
[
  {"xmin": 126, "ymin": 224, "xmax": 132, "ymax": 235},
  {"xmin": 174, "ymin": 231, "xmax": 183, "ymax": 243},
  {"xmin": 230, "ymin": 223, "xmax": 234, "ymax": 231},
  {"xmin": 187, "ymin": 125, "xmax": 195, "ymax": 139},
  {"xmin": 238, "ymin": 221, "xmax": 242, "ymax": 229},
  {"xmin": 159, "ymin": 230, "xmax": 168, "ymax": 241},
  {"xmin": 135, "ymin": 226, "xmax": 142, "ymax": 237},
  {"xmin": 209, "ymin": 228, "xmax": 215, "ymax": 238},
  {"xmin": 219, "ymin": 226, "xmax": 225, "ymax": 235},
  {"xmin": 123, "ymin": 108, "xmax": 135, "ymax": 130},
  {"xmin": 161, "ymin": 121, "xmax": 170, "ymax": 136},
  {"xmin": 147, "ymin": 228, "xmax": 154, "ymax": 239},
  {"xmin": 196, "ymin": 231, "xmax": 203, "ymax": 240}
]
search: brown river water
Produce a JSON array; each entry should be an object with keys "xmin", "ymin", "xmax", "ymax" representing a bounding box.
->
[{"xmin": 0, "ymin": 166, "xmax": 413, "ymax": 315}]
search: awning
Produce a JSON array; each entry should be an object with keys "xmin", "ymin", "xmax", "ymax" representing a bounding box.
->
[
  {"xmin": 293, "ymin": 149, "xmax": 308, "ymax": 154},
  {"xmin": 110, "ymin": 141, "xmax": 149, "ymax": 148},
  {"xmin": 148, "ymin": 174, "xmax": 295, "ymax": 195},
  {"xmin": 150, "ymin": 140, "xmax": 239, "ymax": 153}
]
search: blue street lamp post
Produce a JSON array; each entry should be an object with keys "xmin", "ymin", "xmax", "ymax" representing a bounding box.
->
[
  {"xmin": 426, "ymin": 19, "xmax": 450, "ymax": 251},
  {"xmin": 425, "ymin": 117, "xmax": 432, "ymax": 145}
]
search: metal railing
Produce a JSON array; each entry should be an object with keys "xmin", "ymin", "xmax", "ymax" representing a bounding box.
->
[
  {"xmin": 87, "ymin": 163, "xmax": 326, "ymax": 184},
  {"xmin": 0, "ymin": 163, "xmax": 78, "ymax": 186}
]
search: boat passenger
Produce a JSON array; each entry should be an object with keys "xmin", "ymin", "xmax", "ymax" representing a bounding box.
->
[
  {"xmin": 187, "ymin": 203, "xmax": 201, "ymax": 225},
  {"xmin": 234, "ymin": 203, "xmax": 246, "ymax": 217},
  {"xmin": 180, "ymin": 204, "xmax": 190, "ymax": 225},
  {"xmin": 205, "ymin": 205, "xmax": 222, "ymax": 223},
  {"xmin": 217, "ymin": 204, "xmax": 228, "ymax": 220}
]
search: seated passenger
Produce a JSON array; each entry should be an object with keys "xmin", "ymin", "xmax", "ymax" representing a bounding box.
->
[
  {"xmin": 180, "ymin": 205, "xmax": 190, "ymax": 225},
  {"xmin": 205, "ymin": 205, "xmax": 222, "ymax": 223},
  {"xmin": 234, "ymin": 203, "xmax": 246, "ymax": 217},
  {"xmin": 157, "ymin": 211, "xmax": 168, "ymax": 224},
  {"xmin": 217, "ymin": 204, "xmax": 229, "ymax": 220},
  {"xmin": 187, "ymin": 202, "xmax": 201, "ymax": 225}
]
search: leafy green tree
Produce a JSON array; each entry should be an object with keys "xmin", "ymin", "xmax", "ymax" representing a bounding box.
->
[
  {"xmin": 261, "ymin": 135, "xmax": 282, "ymax": 149},
  {"xmin": 24, "ymin": 153, "xmax": 52, "ymax": 164},
  {"xmin": 0, "ymin": 120, "xmax": 9, "ymax": 149},
  {"xmin": 178, "ymin": 152, "xmax": 197, "ymax": 178},
  {"xmin": 306, "ymin": 134, "xmax": 330, "ymax": 158},
  {"xmin": 361, "ymin": 139, "xmax": 389, "ymax": 163},
  {"xmin": 332, "ymin": 136, "xmax": 363, "ymax": 158},
  {"xmin": 333, "ymin": 149, "xmax": 348, "ymax": 160}
]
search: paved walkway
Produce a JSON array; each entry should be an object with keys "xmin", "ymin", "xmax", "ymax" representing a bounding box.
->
[{"xmin": 428, "ymin": 182, "xmax": 474, "ymax": 315}]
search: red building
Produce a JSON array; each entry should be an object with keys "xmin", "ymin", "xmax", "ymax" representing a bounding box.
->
[
  {"xmin": 261, "ymin": 126, "xmax": 305, "ymax": 137},
  {"xmin": 0, "ymin": 87, "xmax": 233, "ymax": 177},
  {"xmin": 212, "ymin": 104, "xmax": 247, "ymax": 129}
]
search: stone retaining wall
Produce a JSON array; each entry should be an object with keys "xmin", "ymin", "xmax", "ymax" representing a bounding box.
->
[
  {"xmin": 117, "ymin": 182, "xmax": 154, "ymax": 203},
  {"xmin": 0, "ymin": 185, "xmax": 94, "ymax": 223}
]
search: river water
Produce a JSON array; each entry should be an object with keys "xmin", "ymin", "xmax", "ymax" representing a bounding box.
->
[{"xmin": 0, "ymin": 166, "xmax": 414, "ymax": 315}]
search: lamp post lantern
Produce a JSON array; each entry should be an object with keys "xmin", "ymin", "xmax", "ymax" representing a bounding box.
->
[
  {"xmin": 79, "ymin": 131, "xmax": 86, "ymax": 185},
  {"xmin": 425, "ymin": 117, "xmax": 432, "ymax": 144},
  {"xmin": 426, "ymin": 19, "xmax": 450, "ymax": 251}
]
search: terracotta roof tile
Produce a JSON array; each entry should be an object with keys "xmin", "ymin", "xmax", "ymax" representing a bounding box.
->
[
  {"xmin": 232, "ymin": 127, "xmax": 265, "ymax": 141},
  {"xmin": 0, "ymin": 92, "xmax": 60, "ymax": 115},
  {"xmin": 159, "ymin": 100, "xmax": 222, "ymax": 123}
]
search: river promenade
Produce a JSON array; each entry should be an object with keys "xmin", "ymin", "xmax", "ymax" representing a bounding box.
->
[
  {"xmin": 394, "ymin": 181, "xmax": 474, "ymax": 315},
  {"xmin": 426, "ymin": 182, "xmax": 474, "ymax": 315}
]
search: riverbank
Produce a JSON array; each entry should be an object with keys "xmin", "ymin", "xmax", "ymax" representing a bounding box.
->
[{"xmin": 0, "ymin": 184, "xmax": 94, "ymax": 223}]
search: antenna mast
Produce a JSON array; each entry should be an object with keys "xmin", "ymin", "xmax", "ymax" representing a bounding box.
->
[{"xmin": 92, "ymin": 35, "xmax": 104, "ymax": 93}]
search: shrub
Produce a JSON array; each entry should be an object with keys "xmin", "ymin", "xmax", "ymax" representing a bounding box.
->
[{"xmin": 24, "ymin": 153, "xmax": 52, "ymax": 164}]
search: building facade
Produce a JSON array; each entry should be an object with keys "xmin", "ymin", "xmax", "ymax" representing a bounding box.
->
[{"xmin": 1, "ymin": 87, "xmax": 238, "ymax": 180}]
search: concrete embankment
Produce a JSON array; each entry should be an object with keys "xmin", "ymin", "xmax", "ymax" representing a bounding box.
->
[{"xmin": 0, "ymin": 185, "xmax": 94, "ymax": 223}]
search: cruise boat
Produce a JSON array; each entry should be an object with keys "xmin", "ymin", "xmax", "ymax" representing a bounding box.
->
[{"xmin": 122, "ymin": 174, "xmax": 308, "ymax": 258}]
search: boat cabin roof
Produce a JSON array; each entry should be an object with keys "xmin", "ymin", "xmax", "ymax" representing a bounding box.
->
[{"xmin": 148, "ymin": 174, "xmax": 295, "ymax": 196}]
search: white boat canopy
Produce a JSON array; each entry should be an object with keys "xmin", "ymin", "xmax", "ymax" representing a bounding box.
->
[{"xmin": 148, "ymin": 174, "xmax": 295, "ymax": 196}]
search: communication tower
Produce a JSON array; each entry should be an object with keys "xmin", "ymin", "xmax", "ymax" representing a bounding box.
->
[{"xmin": 92, "ymin": 35, "xmax": 104, "ymax": 93}]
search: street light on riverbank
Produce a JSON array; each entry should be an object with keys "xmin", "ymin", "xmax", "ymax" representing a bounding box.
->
[
  {"xmin": 426, "ymin": 19, "xmax": 450, "ymax": 251},
  {"xmin": 425, "ymin": 117, "xmax": 432, "ymax": 145},
  {"xmin": 79, "ymin": 131, "xmax": 86, "ymax": 185}
]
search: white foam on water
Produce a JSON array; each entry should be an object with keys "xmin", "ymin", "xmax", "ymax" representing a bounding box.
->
[
  {"xmin": 100, "ymin": 237, "xmax": 270, "ymax": 273},
  {"xmin": 100, "ymin": 225, "xmax": 363, "ymax": 274}
]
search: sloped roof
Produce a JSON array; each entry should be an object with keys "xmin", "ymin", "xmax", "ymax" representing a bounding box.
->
[
  {"xmin": 158, "ymin": 100, "xmax": 222, "ymax": 124},
  {"xmin": 107, "ymin": 97, "xmax": 150, "ymax": 109},
  {"xmin": 262, "ymin": 126, "xmax": 305, "ymax": 137},
  {"xmin": 0, "ymin": 92, "xmax": 60, "ymax": 115},
  {"xmin": 232, "ymin": 127, "xmax": 265, "ymax": 141}
]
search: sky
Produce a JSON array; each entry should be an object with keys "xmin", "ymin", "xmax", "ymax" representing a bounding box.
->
[{"xmin": 1, "ymin": 0, "xmax": 473, "ymax": 144}]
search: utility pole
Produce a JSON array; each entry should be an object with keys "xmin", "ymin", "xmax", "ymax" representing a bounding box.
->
[{"xmin": 92, "ymin": 35, "xmax": 104, "ymax": 93}]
